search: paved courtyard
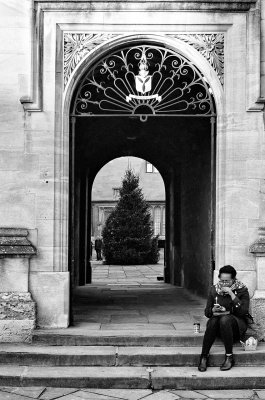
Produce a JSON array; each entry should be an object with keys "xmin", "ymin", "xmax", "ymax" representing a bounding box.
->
[
  {"xmin": 73, "ymin": 262, "xmax": 207, "ymax": 333},
  {"xmin": 91, "ymin": 261, "xmax": 165, "ymax": 283},
  {"xmin": 0, "ymin": 386, "xmax": 264, "ymax": 399}
]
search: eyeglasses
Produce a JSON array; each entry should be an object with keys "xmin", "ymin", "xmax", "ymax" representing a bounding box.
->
[{"xmin": 219, "ymin": 279, "xmax": 233, "ymax": 284}]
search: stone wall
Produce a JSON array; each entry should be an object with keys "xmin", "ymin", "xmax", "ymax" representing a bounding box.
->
[
  {"xmin": 92, "ymin": 157, "xmax": 165, "ymax": 202},
  {"xmin": 0, "ymin": 1, "xmax": 34, "ymax": 230},
  {"xmin": 261, "ymin": 0, "xmax": 265, "ymax": 101},
  {"xmin": 0, "ymin": 293, "xmax": 35, "ymax": 343}
]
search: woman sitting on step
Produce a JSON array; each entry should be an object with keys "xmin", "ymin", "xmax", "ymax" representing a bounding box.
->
[{"xmin": 198, "ymin": 265, "xmax": 250, "ymax": 372}]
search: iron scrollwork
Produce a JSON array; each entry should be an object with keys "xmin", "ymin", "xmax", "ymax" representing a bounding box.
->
[
  {"xmin": 71, "ymin": 45, "xmax": 215, "ymax": 118},
  {"xmin": 170, "ymin": 34, "xmax": 224, "ymax": 86}
]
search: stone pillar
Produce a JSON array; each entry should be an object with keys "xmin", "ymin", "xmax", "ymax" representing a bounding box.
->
[
  {"xmin": 249, "ymin": 228, "xmax": 265, "ymax": 332},
  {"xmin": 0, "ymin": 228, "xmax": 37, "ymax": 343}
]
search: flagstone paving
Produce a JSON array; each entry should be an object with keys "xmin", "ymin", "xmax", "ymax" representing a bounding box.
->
[
  {"xmin": 73, "ymin": 262, "xmax": 207, "ymax": 333},
  {"xmin": 0, "ymin": 387, "xmax": 264, "ymax": 399}
]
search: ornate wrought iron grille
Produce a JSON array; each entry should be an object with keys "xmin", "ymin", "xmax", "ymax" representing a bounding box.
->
[{"xmin": 71, "ymin": 44, "xmax": 216, "ymax": 119}]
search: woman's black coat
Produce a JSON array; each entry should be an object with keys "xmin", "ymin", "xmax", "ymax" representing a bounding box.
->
[{"xmin": 205, "ymin": 285, "xmax": 250, "ymax": 340}]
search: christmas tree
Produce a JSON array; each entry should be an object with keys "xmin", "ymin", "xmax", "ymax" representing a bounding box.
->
[{"xmin": 102, "ymin": 169, "xmax": 159, "ymax": 265}]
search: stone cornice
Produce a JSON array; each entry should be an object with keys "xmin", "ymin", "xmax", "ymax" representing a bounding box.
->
[
  {"xmin": 250, "ymin": 239, "xmax": 265, "ymax": 254},
  {"xmin": 0, "ymin": 229, "xmax": 37, "ymax": 258},
  {"xmin": 249, "ymin": 228, "xmax": 265, "ymax": 255},
  {"xmin": 35, "ymin": 0, "xmax": 257, "ymax": 12}
]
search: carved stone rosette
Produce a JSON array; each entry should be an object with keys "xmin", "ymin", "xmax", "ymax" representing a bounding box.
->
[
  {"xmin": 64, "ymin": 33, "xmax": 119, "ymax": 88},
  {"xmin": 63, "ymin": 33, "xmax": 224, "ymax": 89}
]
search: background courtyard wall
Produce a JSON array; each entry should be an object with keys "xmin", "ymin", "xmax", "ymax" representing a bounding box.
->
[{"xmin": 92, "ymin": 157, "xmax": 165, "ymax": 202}]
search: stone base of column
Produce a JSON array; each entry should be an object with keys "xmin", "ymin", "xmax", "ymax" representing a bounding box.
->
[
  {"xmin": 0, "ymin": 292, "xmax": 36, "ymax": 342},
  {"xmin": 250, "ymin": 290, "xmax": 265, "ymax": 341},
  {"xmin": 249, "ymin": 231, "xmax": 265, "ymax": 341},
  {"xmin": 29, "ymin": 272, "xmax": 70, "ymax": 328},
  {"xmin": 251, "ymin": 291, "xmax": 265, "ymax": 326}
]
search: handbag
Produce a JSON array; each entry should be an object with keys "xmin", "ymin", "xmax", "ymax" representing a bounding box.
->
[
  {"xmin": 240, "ymin": 336, "xmax": 258, "ymax": 351},
  {"xmin": 244, "ymin": 312, "xmax": 254, "ymax": 325},
  {"xmin": 244, "ymin": 313, "xmax": 264, "ymax": 341}
]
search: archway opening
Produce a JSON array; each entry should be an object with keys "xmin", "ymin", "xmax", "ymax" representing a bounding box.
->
[
  {"xmin": 69, "ymin": 41, "xmax": 216, "ymax": 324},
  {"xmin": 91, "ymin": 156, "xmax": 166, "ymax": 266}
]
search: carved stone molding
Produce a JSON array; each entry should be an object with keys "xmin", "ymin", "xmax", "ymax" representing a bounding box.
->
[
  {"xmin": 64, "ymin": 33, "xmax": 119, "ymax": 88},
  {"xmin": 169, "ymin": 34, "xmax": 224, "ymax": 85},
  {"xmin": 63, "ymin": 32, "xmax": 224, "ymax": 89},
  {"xmin": 250, "ymin": 228, "xmax": 265, "ymax": 254},
  {"xmin": 250, "ymin": 239, "xmax": 265, "ymax": 254},
  {"xmin": 0, "ymin": 228, "xmax": 36, "ymax": 258}
]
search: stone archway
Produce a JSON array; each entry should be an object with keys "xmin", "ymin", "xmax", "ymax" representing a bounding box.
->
[{"xmin": 65, "ymin": 38, "xmax": 220, "ymax": 305}]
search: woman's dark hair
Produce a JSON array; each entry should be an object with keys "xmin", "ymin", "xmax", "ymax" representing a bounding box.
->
[{"xmin": 218, "ymin": 265, "xmax": 237, "ymax": 279}]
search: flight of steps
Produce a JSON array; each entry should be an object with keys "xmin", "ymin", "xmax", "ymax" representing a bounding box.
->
[{"xmin": 0, "ymin": 330, "xmax": 265, "ymax": 389}]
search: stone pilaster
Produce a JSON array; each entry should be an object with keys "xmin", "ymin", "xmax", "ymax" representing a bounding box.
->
[
  {"xmin": 249, "ymin": 228, "xmax": 265, "ymax": 333},
  {"xmin": 0, "ymin": 228, "xmax": 37, "ymax": 342}
]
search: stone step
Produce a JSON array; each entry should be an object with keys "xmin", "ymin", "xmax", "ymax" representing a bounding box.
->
[
  {"xmin": 0, "ymin": 365, "xmax": 265, "ymax": 389},
  {"xmin": 1, "ymin": 344, "xmax": 265, "ymax": 367},
  {"xmin": 116, "ymin": 345, "xmax": 265, "ymax": 367},
  {"xmin": 33, "ymin": 330, "xmax": 206, "ymax": 346},
  {"xmin": 33, "ymin": 328, "xmax": 255, "ymax": 347},
  {"xmin": 0, "ymin": 366, "xmax": 149, "ymax": 389},
  {"xmin": 151, "ymin": 366, "xmax": 265, "ymax": 390},
  {"xmin": 0, "ymin": 345, "xmax": 116, "ymax": 367}
]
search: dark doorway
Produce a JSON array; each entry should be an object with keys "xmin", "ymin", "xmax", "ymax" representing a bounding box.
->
[
  {"xmin": 69, "ymin": 115, "xmax": 215, "ymax": 300},
  {"xmin": 68, "ymin": 41, "xmax": 217, "ymax": 323}
]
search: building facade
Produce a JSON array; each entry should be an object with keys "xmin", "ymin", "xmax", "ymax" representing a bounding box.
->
[
  {"xmin": 91, "ymin": 157, "xmax": 165, "ymax": 240},
  {"xmin": 0, "ymin": 0, "xmax": 265, "ymax": 341}
]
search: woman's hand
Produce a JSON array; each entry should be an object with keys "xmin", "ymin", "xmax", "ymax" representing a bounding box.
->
[
  {"xmin": 212, "ymin": 305, "xmax": 226, "ymax": 313},
  {"xmin": 221, "ymin": 287, "xmax": 236, "ymax": 300}
]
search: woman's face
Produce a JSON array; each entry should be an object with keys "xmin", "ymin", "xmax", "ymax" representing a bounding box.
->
[{"xmin": 219, "ymin": 273, "xmax": 234, "ymax": 287}]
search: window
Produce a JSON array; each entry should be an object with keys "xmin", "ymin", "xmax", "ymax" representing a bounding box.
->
[
  {"xmin": 154, "ymin": 207, "xmax": 161, "ymax": 236},
  {"xmin": 146, "ymin": 162, "xmax": 153, "ymax": 173},
  {"xmin": 113, "ymin": 188, "xmax": 120, "ymax": 200},
  {"xmin": 146, "ymin": 162, "xmax": 158, "ymax": 173},
  {"xmin": 162, "ymin": 207, "xmax": 165, "ymax": 236},
  {"xmin": 104, "ymin": 209, "xmax": 113, "ymax": 222}
]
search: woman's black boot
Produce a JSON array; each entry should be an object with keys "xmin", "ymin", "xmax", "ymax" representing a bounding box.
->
[
  {"xmin": 198, "ymin": 354, "xmax": 209, "ymax": 372},
  {"xmin": 220, "ymin": 354, "xmax": 235, "ymax": 371}
]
